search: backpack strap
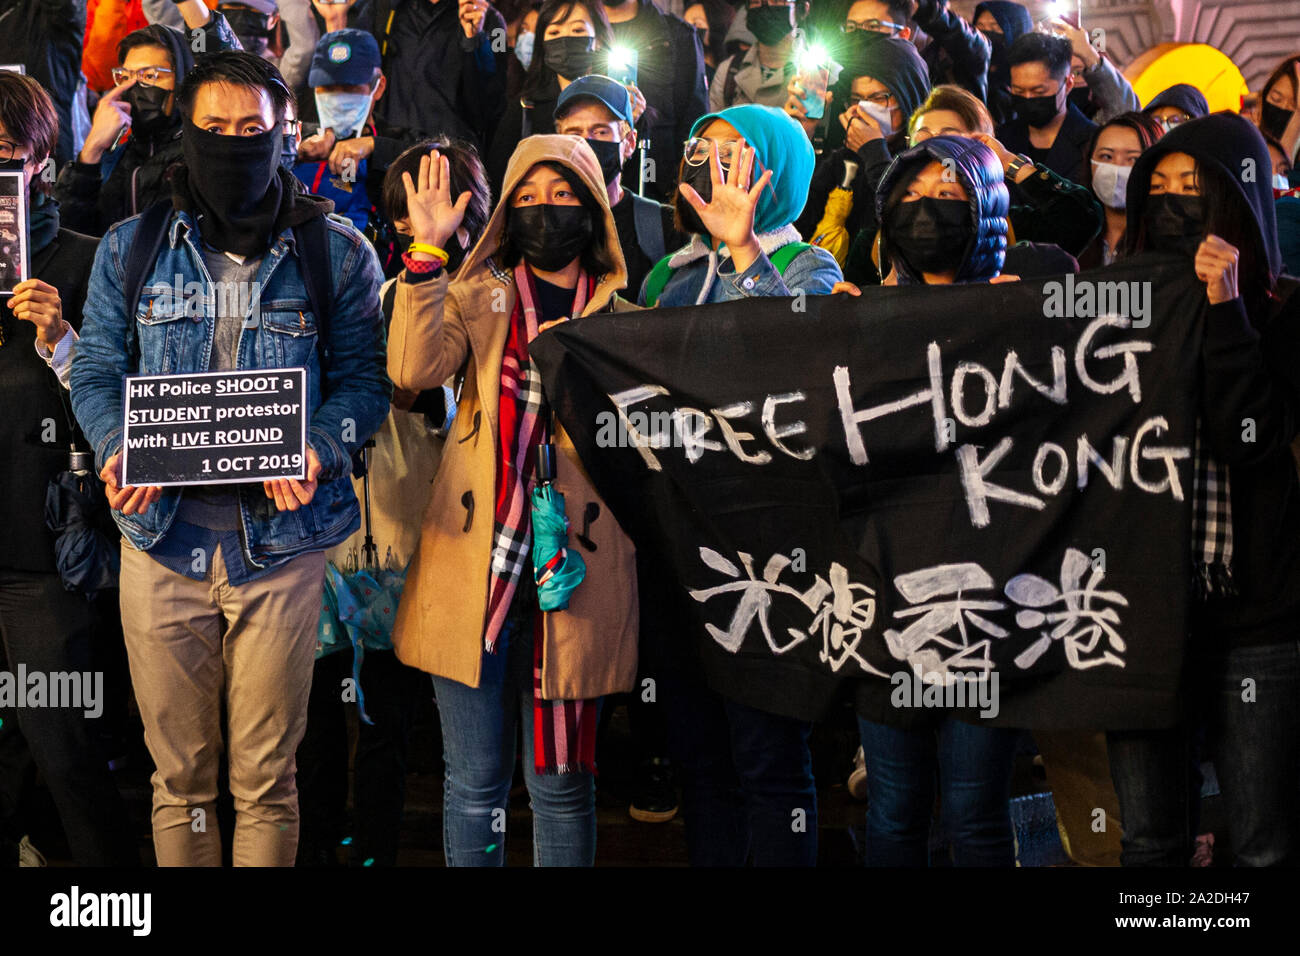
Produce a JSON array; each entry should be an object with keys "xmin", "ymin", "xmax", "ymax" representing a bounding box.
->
[
  {"xmin": 293, "ymin": 213, "xmax": 335, "ymax": 388},
  {"xmin": 722, "ymin": 54, "xmax": 742, "ymax": 107},
  {"xmin": 630, "ymin": 192, "xmax": 666, "ymax": 265},
  {"xmin": 122, "ymin": 201, "xmax": 174, "ymax": 368},
  {"xmin": 769, "ymin": 240, "xmax": 812, "ymax": 275},
  {"xmin": 641, "ymin": 240, "xmax": 812, "ymax": 307},
  {"xmin": 641, "ymin": 252, "xmax": 675, "ymax": 307}
]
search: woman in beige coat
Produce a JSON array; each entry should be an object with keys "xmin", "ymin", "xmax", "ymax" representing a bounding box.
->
[{"xmin": 386, "ymin": 133, "xmax": 638, "ymax": 866}]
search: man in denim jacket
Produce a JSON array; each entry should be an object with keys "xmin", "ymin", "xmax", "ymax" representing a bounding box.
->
[{"xmin": 69, "ymin": 51, "xmax": 390, "ymax": 866}]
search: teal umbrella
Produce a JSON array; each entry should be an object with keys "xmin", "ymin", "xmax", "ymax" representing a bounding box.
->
[{"xmin": 531, "ymin": 445, "xmax": 586, "ymax": 610}]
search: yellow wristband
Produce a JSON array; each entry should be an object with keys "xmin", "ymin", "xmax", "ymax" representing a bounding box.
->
[{"xmin": 408, "ymin": 242, "xmax": 449, "ymax": 262}]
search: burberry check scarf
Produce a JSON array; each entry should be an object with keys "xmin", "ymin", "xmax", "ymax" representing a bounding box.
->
[{"xmin": 486, "ymin": 263, "xmax": 598, "ymax": 774}]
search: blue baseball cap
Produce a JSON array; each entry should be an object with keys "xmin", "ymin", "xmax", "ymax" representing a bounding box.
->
[
  {"xmin": 554, "ymin": 74, "xmax": 634, "ymax": 126},
  {"xmin": 309, "ymin": 29, "xmax": 381, "ymax": 88}
]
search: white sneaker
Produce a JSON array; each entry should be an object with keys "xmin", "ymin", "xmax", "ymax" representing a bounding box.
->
[
  {"xmin": 847, "ymin": 746, "xmax": 868, "ymax": 801},
  {"xmin": 17, "ymin": 835, "xmax": 46, "ymax": 867}
]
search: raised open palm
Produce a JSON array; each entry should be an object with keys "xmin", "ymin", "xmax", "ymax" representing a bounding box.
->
[
  {"xmin": 678, "ymin": 139, "xmax": 773, "ymax": 253},
  {"xmin": 400, "ymin": 148, "xmax": 472, "ymax": 252}
]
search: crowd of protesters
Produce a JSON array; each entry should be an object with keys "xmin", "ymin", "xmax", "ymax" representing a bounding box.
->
[{"xmin": 2, "ymin": 0, "xmax": 1299, "ymax": 869}]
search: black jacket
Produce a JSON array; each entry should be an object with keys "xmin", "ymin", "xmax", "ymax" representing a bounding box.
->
[
  {"xmin": 799, "ymin": 36, "xmax": 931, "ymax": 281},
  {"xmin": 974, "ymin": 0, "xmax": 1032, "ymax": 126},
  {"xmin": 0, "ymin": 0, "xmax": 84, "ymax": 170},
  {"xmin": 487, "ymin": 79, "xmax": 560, "ymax": 194},
  {"xmin": 1129, "ymin": 113, "xmax": 1300, "ymax": 645},
  {"xmin": 914, "ymin": 0, "xmax": 990, "ymax": 105},
  {"xmin": 356, "ymin": 0, "xmax": 507, "ymax": 152},
  {"xmin": 53, "ymin": 14, "xmax": 241, "ymax": 236},
  {"xmin": 607, "ymin": 0, "xmax": 709, "ymax": 204},
  {"xmin": 0, "ymin": 223, "xmax": 99, "ymax": 574},
  {"xmin": 997, "ymin": 100, "xmax": 1098, "ymax": 186}
]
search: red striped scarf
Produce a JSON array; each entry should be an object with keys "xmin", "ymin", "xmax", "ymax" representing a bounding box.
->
[{"xmin": 488, "ymin": 264, "xmax": 598, "ymax": 775}]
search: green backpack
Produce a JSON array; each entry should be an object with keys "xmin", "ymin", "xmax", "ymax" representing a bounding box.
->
[{"xmin": 641, "ymin": 241, "xmax": 813, "ymax": 307}]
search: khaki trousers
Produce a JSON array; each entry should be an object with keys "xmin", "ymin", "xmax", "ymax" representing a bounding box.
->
[{"xmin": 120, "ymin": 542, "xmax": 324, "ymax": 866}]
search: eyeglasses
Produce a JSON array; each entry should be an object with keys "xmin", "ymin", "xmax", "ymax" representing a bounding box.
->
[
  {"xmin": 0, "ymin": 140, "xmax": 25, "ymax": 163},
  {"xmin": 857, "ymin": 91, "xmax": 896, "ymax": 108},
  {"xmin": 110, "ymin": 66, "xmax": 175, "ymax": 86},
  {"xmin": 842, "ymin": 19, "xmax": 904, "ymax": 34},
  {"xmin": 1160, "ymin": 114, "xmax": 1191, "ymax": 129},
  {"xmin": 683, "ymin": 137, "xmax": 740, "ymax": 167}
]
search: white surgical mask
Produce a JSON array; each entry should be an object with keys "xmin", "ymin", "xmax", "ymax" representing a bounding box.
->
[
  {"xmin": 515, "ymin": 31, "xmax": 535, "ymax": 70},
  {"xmin": 1274, "ymin": 172, "xmax": 1291, "ymax": 191},
  {"xmin": 859, "ymin": 99, "xmax": 894, "ymax": 135},
  {"xmin": 1090, "ymin": 160, "xmax": 1131, "ymax": 209},
  {"xmin": 315, "ymin": 89, "xmax": 374, "ymax": 140}
]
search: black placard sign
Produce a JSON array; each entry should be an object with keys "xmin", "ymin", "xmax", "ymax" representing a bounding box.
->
[{"xmin": 121, "ymin": 368, "xmax": 308, "ymax": 486}]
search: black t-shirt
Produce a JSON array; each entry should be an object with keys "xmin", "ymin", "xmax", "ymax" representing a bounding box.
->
[{"xmin": 532, "ymin": 274, "xmax": 580, "ymax": 325}]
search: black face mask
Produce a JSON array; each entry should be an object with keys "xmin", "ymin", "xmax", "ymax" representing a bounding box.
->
[
  {"xmin": 746, "ymin": 5, "xmax": 795, "ymax": 46},
  {"xmin": 981, "ymin": 30, "xmax": 1006, "ymax": 69},
  {"xmin": 585, "ymin": 137, "xmax": 624, "ymax": 185},
  {"xmin": 1010, "ymin": 87, "xmax": 1065, "ymax": 128},
  {"xmin": 1143, "ymin": 193, "xmax": 1205, "ymax": 257},
  {"xmin": 675, "ymin": 160, "xmax": 723, "ymax": 235},
  {"xmin": 543, "ymin": 36, "xmax": 596, "ymax": 80},
  {"xmin": 1261, "ymin": 101, "xmax": 1294, "ymax": 140},
  {"xmin": 508, "ymin": 203, "xmax": 593, "ymax": 272},
  {"xmin": 180, "ymin": 121, "xmax": 284, "ymax": 256},
  {"xmin": 126, "ymin": 83, "xmax": 173, "ymax": 137},
  {"xmin": 886, "ymin": 196, "xmax": 972, "ymax": 275}
]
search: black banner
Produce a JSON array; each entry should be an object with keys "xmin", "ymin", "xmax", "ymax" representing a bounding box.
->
[
  {"xmin": 533, "ymin": 255, "xmax": 1208, "ymax": 728},
  {"xmin": 121, "ymin": 368, "xmax": 308, "ymax": 486}
]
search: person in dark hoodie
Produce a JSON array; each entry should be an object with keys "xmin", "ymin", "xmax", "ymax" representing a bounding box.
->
[
  {"xmin": 53, "ymin": 1, "xmax": 242, "ymax": 236},
  {"xmin": 0, "ymin": 0, "xmax": 85, "ymax": 170},
  {"xmin": 996, "ymin": 31, "xmax": 1097, "ymax": 186},
  {"xmin": 910, "ymin": 0, "xmax": 990, "ymax": 105},
  {"xmin": 843, "ymin": 135, "xmax": 1022, "ymax": 865},
  {"xmin": 1104, "ymin": 112, "xmax": 1300, "ymax": 867},
  {"xmin": 69, "ymin": 51, "xmax": 390, "ymax": 866},
  {"xmin": 1141, "ymin": 83, "xmax": 1208, "ymax": 137},
  {"xmin": 0, "ymin": 69, "xmax": 139, "ymax": 869},
  {"xmin": 972, "ymin": 0, "xmax": 1032, "ymax": 126},
  {"xmin": 790, "ymin": 33, "xmax": 930, "ymax": 273}
]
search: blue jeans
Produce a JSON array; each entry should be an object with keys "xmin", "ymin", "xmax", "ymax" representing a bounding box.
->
[
  {"xmin": 1105, "ymin": 726, "xmax": 1197, "ymax": 866},
  {"xmin": 431, "ymin": 616, "xmax": 597, "ymax": 867},
  {"xmin": 662, "ymin": 674, "xmax": 817, "ymax": 866},
  {"xmin": 859, "ymin": 717, "xmax": 1019, "ymax": 867},
  {"xmin": 1206, "ymin": 640, "xmax": 1300, "ymax": 866},
  {"xmin": 1110, "ymin": 639, "xmax": 1300, "ymax": 867}
]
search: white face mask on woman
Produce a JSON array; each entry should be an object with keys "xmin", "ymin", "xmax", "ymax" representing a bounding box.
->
[{"xmin": 1090, "ymin": 160, "xmax": 1132, "ymax": 209}]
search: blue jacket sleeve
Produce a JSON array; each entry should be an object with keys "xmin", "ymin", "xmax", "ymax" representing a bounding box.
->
[
  {"xmin": 717, "ymin": 245, "xmax": 843, "ymax": 300},
  {"xmin": 69, "ymin": 220, "xmax": 134, "ymax": 472},
  {"xmin": 310, "ymin": 224, "xmax": 393, "ymax": 482}
]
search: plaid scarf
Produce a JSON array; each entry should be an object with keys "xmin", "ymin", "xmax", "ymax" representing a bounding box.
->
[
  {"xmin": 1191, "ymin": 420, "xmax": 1236, "ymax": 599},
  {"xmin": 486, "ymin": 263, "xmax": 598, "ymax": 775}
]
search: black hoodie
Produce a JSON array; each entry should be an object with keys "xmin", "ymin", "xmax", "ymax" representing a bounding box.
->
[
  {"xmin": 795, "ymin": 35, "xmax": 931, "ymax": 265},
  {"xmin": 53, "ymin": 14, "xmax": 242, "ymax": 236},
  {"xmin": 1129, "ymin": 113, "xmax": 1300, "ymax": 645},
  {"xmin": 1142, "ymin": 84, "xmax": 1210, "ymax": 122},
  {"xmin": 975, "ymin": 0, "xmax": 1033, "ymax": 125}
]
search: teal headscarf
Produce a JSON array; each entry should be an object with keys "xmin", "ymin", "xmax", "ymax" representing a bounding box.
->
[{"xmin": 687, "ymin": 105, "xmax": 814, "ymax": 235}]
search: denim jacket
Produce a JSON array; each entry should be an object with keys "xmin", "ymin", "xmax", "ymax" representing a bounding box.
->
[{"xmin": 69, "ymin": 208, "xmax": 392, "ymax": 565}]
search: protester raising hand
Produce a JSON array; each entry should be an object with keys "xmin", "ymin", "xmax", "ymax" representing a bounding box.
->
[
  {"xmin": 1195, "ymin": 234, "xmax": 1239, "ymax": 305},
  {"xmin": 677, "ymin": 138, "xmax": 773, "ymax": 273},
  {"xmin": 400, "ymin": 148, "xmax": 473, "ymax": 261},
  {"xmin": 79, "ymin": 77, "xmax": 135, "ymax": 165}
]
